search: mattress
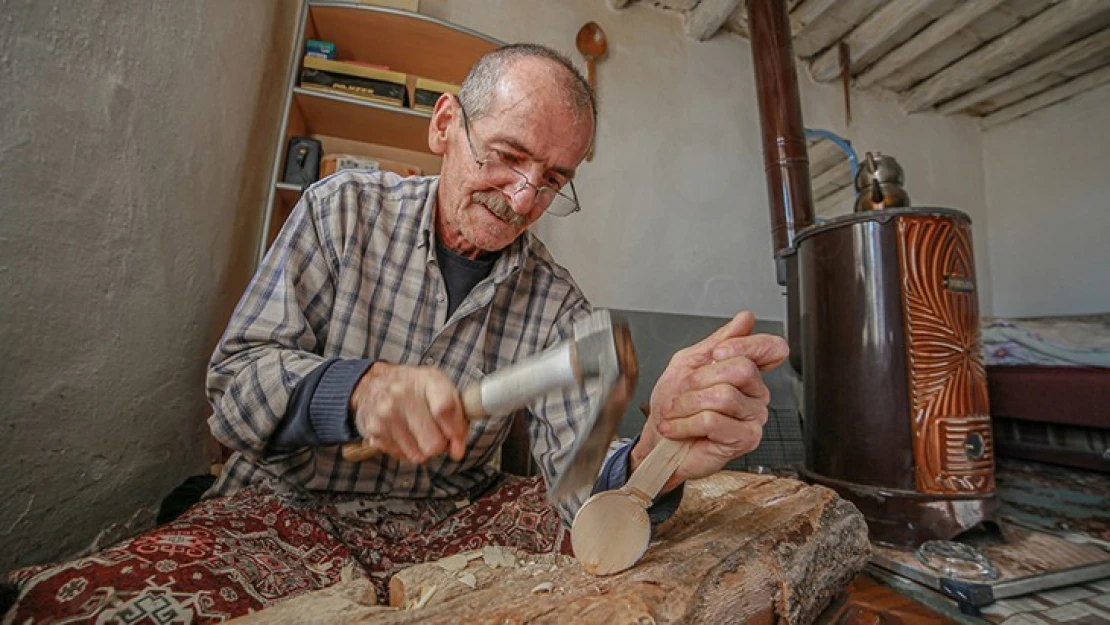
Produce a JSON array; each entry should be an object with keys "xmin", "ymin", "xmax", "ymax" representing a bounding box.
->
[
  {"xmin": 981, "ymin": 314, "xmax": 1110, "ymax": 367},
  {"xmin": 982, "ymin": 314, "xmax": 1109, "ymax": 471}
]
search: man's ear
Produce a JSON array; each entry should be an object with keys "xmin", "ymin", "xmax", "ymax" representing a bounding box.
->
[{"xmin": 427, "ymin": 93, "xmax": 456, "ymax": 156}]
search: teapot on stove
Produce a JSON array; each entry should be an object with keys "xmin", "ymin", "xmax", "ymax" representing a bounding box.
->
[{"xmin": 854, "ymin": 152, "xmax": 911, "ymax": 212}]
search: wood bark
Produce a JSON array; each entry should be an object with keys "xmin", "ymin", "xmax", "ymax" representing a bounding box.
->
[{"xmin": 231, "ymin": 471, "xmax": 870, "ymax": 624}]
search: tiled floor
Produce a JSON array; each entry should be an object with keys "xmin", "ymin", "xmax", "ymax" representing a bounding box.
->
[{"xmin": 859, "ymin": 458, "xmax": 1109, "ymax": 624}]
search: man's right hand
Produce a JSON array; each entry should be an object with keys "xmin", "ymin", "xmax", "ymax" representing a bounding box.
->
[{"xmin": 348, "ymin": 363, "xmax": 470, "ymax": 463}]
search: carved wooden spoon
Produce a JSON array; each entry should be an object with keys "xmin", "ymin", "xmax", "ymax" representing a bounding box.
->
[
  {"xmin": 571, "ymin": 436, "xmax": 693, "ymax": 575},
  {"xmin": 575, "ymin": 21, "xmax": 608, "ymax": 161}
]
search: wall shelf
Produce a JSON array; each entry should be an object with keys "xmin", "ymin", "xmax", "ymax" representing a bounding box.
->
[
  {"xmin": 258, "ymin": 2, "xmax": 502, "ymax": 261},
  {"xmin": 293, "ymin": 87, "xmax": 431, "ymax": 152}
]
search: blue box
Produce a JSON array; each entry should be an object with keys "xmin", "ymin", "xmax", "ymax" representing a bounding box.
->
[{"xmin": 306, "ymin": 39, "xmax": 337, "ymax": 60}]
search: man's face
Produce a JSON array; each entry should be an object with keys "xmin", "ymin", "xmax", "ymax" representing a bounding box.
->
[{"xmin": 430, "ymin": 60, "xmax": 593, "ymax": 258}]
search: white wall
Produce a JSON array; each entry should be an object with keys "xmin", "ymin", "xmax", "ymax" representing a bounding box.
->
[
  {"xmin": 983, "ymin": 82, "xmax": 1110, "ymax": 318},
  {"xmin": 423, "ymin": 0, "xmax": 993, "ymax": 320},
  {"xmin": 0, "ymin": 0, "xmax": 296, "ymax": 571}
]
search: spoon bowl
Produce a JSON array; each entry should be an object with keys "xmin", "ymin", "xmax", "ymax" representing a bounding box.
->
[{"xmin": 576, "ymin": 21, "xmax": 609, "ymax": 62}]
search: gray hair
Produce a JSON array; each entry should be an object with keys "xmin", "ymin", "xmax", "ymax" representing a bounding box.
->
[{"xmin": 457, "ymin": 43, "xmax": 596, "ymax": 126}]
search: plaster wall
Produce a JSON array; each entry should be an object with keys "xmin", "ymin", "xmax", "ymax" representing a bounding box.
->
[{"xmin": 0, "ymin": 0, "xmax": 298, "ymax": 571}]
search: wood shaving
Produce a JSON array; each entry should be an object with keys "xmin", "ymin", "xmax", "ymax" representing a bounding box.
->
[
  {"xmin": 339, "ymin": 562, "xmax": 359, "ymax": 583},
  {"xmin": 530, "ymin": 582, "xmax": 554, "ymax": 594},
  {"xmin": 408, "ymin": 584, "xmax": 436, "ymax": 610},
  {"xmin": 436, "ymin": 554, "xmax": 471, "ymax": 572},
  {"xmin": 481, "ymin": 546, "xmax": 517, "ymax": 569},
  {"xmin": 457, "ymin": 572, "xmax": 477, "ymax": 589}
]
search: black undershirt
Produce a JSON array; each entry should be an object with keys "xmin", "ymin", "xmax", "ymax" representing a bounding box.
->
[{"xmin": 434, "ymin": 238, "xmax": 497, "ymax": 318}]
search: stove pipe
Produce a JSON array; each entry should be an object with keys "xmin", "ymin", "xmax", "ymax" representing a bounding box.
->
[
  {"xmin": 747, "ymin": 0, "xmax": 813, "ymax": 374},
  {"xmin": 748, "ymin": 0, "xmax": 815, "ymax": 260}
]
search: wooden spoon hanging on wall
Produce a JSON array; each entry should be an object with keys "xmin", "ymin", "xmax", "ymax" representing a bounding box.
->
[{"xmin": 575, "ymin": 21, "xmax": 608, "ymax": 161}]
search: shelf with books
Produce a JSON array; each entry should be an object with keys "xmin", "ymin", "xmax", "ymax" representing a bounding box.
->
[
  {"xmin": 259, "ymin": 2, "xmax": 502, "ymax": 261},
  {"xmin": 306, "ymin": 3, "xmax": 499, "ymax": 86}
]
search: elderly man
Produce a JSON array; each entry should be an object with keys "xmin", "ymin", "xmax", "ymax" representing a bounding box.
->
[{"xmin": 3, "ymin": 43, "xmax": 786, "ymax": 620}]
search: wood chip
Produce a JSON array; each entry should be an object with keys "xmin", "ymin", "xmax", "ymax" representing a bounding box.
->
[
  {"xmin": 482, "ymin": 546, "xmax": 517, "ymax": 569},
  {"xmin": 340, "ymin": 562, "xmax": 359, "ymax": 583},
  {"xmin": 436, "ymin": 554, "xmax": 471, "ymax": 572},
  {"xmin": 530, "ymin": 582, "xmax": 554, "ymax": 594},
  {"xmin": 457, "ymin": 572, "xmax": 477, "ymax": 589},
  {"xmin": 408, "ymin": 584, "xmax": 436, "ymax": 610}
]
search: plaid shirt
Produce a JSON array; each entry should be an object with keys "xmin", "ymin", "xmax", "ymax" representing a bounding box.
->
[{"xmin": 205, "ymin": 170, "xmax": 599, "ymax": 522}]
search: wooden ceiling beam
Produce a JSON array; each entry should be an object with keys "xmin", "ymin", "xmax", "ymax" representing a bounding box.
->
[
  {"xmin": 792, "ymin": 0, "xmax": 887, "ymax": 59},
  {"xmin": 807, "ymin": 139, "xmax": 849, "ymax": 178},
  {"xmin": 808, "ymin": 0, "xmax": 946, "ymax": 83},
  {"xmin": 981, "ymin": 64, "xmax": 1110, "ymax": 128},
  {"xmin": 789, "ymin": 0, "xmax": 839, "ymax": 35},
  {"xmin": 855, "ymin": 0, "xmax": 1007, "ymax": 89},
  {"xmin": 810, "ymin": 162, "xmax": 853, "ymax": 197},
  {"xmin": 723, "ymin": 2, "xmax": 748, "ymax": 38},
  {"xmin": 900, "ymin": 0, "xmax": 1108, "ymax": 113},
  {"xmin": 939, "ymin": 28, "xmax": 1110, "ymax": 115},
  {"xmin": 685, "ymin": 0, "xmax": 743, "ymax": 41}
]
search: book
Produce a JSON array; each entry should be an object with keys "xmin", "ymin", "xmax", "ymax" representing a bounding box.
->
[
  {"xmin": 305, "ymin": 39, "xmax": 336, "ymax": 60},
  {"xmin": 412, "ymin": 77, "xmax": 460, "ymax": 113},
  {"xmin": 300, "ymin": 56, "xmax": 407, "ymax": 106},
  {"xmin": 320, "ymin": 153, "xmax": 423, "ymax": 178}
]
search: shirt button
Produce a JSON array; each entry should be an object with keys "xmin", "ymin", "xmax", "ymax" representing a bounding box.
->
[
  {"xmin": 397, "ymin": 477, "xmax": 414, "ymax": 489},
  {"xmin": 436, "ymin": 293, "xmax": 445, "ymax": 303},
  {"xmin": 423, "ymin": 357, "xmax": 435, "ymax": 365}
]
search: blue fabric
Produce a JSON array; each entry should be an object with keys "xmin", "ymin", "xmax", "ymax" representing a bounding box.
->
[
  {"xmin": 593, "ymin": 434, "xmax": 684, "ymax": 526},
  {"xmin": 269, "ymin": 358, "xmax": 372, "ymax": 453}
]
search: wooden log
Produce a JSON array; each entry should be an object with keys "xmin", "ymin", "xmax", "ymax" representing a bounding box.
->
[
  {"xmin": 980, "ymin": 64, "xmax": 1110, "ymax": 129},
  {"xmin": 723, "ymin": 2, "xmax": 748, "ymax": 38},
  {"xmin": 807, "ymin": 137, "xmax": 849, "ymax": 178},
  {"xmin": 807, "ymin": 0, "xmax": 952, "ymax": 83},
  {"xmin": 789, "ymin": 0, "xmax": 839, "ymax": 36},
  {"xmin": 791, "ymin": 0, "xmax": 888, "ymax": 59},
  {"xmin": 937, "ymin": 28, "xmax": 1110, "ymax": 115},
  {"xmin": 231, "ymin": 471, "xmax": 870, "ymax": 624},
  {"xmin": 900, "ymin": 0, "xmax": 1108, "ymax": 113},
  {"xmin": 810, "ymin": 162, "xmax": 852, "ymax": 198},
  {"xmin": 854, "ymin": 0, "xmax": 1008, "ymax": 89},
  {"xmin": 684, "ymin": 0, "xmax": 743, "ymax": 42}
]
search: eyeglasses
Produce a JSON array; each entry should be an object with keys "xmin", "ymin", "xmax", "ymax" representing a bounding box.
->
[{"xmin": 457, "ymin": 101, "xmax": 582, "ymax": 217}]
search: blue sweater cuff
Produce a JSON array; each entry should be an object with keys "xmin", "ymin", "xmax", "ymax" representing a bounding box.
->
[
  {"xmin": 309, "ymin": 358, "xmax": 374, "ymax": 444},
  {"xmin": 269, "ymin": 358, "xmax": 372, "ymax": 453},
  {"xmin": 592, "ymin": 434, "xmax": 685, "ymax": 526}
]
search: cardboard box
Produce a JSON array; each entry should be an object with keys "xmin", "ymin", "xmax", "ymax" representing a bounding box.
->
[{"xmin": 410, "ymin": 76, "xmax": 460, "ymax": 113}]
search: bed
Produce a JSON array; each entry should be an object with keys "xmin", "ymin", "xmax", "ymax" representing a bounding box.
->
[{"xmin": 982, "ymin": 314, "xmax": 1110, "ymax": 472}]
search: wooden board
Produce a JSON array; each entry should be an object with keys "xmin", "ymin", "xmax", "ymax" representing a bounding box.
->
[{"xmin": 231, "ymin": 471, "xmax": 870, "ymax": 624}]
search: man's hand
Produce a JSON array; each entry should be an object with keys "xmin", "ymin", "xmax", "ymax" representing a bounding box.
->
[
  {"xmin": 632, "ymin": 311, "xmax": 789, "ymax": 491},
  {"xmin": 349, "ymin": 363, "xmax": 470, "ymax": 463}
]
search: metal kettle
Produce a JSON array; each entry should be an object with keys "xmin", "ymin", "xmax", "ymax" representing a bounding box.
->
[{"xmin": 854, "ymin": 152, "xmax": 911, "ymax": 212}]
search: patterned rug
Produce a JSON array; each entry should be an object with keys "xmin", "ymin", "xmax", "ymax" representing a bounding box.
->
[{"xmin": 3, "ymin": 474, "xmax": 571, "ymax": 623}]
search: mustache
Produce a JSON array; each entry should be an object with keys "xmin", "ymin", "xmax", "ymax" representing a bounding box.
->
[{"xmin": 472, "ymin": 190, "xmax": 527, "ymax": 227}]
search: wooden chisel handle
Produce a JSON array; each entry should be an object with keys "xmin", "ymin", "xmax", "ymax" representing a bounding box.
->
[{"xmin": 340, "ymin": 340, "xmax": 579, "ymax": 463}]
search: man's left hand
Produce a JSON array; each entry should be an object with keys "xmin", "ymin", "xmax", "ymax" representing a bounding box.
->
[{"xmin": 631, "ymin": 311, "xmax": 789, "ymax": 491}]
